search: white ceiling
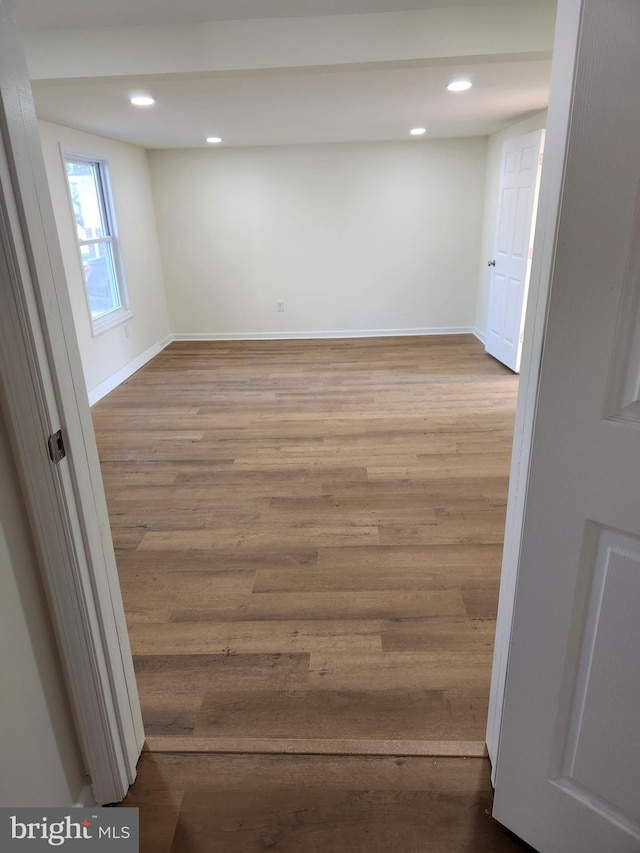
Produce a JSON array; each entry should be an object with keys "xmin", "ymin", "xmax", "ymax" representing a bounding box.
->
[
  {"xmin": 32, "ymin": 60, "xmax": 551, "ymax": 149},
  {"xmin": 22, "ymin": 1, "xmax": 556, "ymax": 149},
  {"xmin": 18, "ymin": 0, "xmax": 548, "ymax": 30}
]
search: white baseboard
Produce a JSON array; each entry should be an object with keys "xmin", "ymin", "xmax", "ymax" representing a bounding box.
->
[
  {"xmin": 87, "ymin": 336, "xmax": 172, "ymax": 406},
  {"xmin": 473, "ymin": 326, "xmax": 486, "ymax": 344},
  {"xmin": 172, "ymin": 327, "xmax": 475, "ymax": 342}
]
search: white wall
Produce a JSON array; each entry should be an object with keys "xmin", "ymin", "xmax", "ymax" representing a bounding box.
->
[
  {"xmin": 38, "ymin": 120, "xmax": 171, "ymax": 398},
  {"xmin": 0, "ymin": 406, "xmax": 87, "ymax": 806},
  {"xmin": 149, "ymin": 139, "xmax": 488, "ymax": 337},
  {"xmin": 475, "ymin": 110, "xmax": 548, "ymax": 338}
]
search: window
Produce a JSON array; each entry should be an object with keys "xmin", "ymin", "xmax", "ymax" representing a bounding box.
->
[{"xmin": 64, "ymin": 156, "xmax": 129, "ymax": 331}]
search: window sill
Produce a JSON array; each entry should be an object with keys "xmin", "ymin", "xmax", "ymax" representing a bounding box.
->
[{"xmin": 91, "ymin": 308, "xmax": 133, "ymax": 337}]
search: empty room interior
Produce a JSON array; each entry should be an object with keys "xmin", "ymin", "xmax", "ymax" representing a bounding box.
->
[{"xmin": 16, "ymin": 0, "xmax": 557, "ymax": 847}]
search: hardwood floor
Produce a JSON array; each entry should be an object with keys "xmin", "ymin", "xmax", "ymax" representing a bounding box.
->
[
  {"xmin": 92, "ymin": 335, "xmax": 518, "ymax": 753},
  {"xmin": 118, "ymin": 752, "xmax": 531, "ymax": 853}
]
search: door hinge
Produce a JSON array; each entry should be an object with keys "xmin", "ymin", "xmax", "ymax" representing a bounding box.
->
[
  {"xmin": 519, "ymin": 332, "xmax": 524, "ymax": 344},
  {"xmin": 539, "ymin": 152, "xmax": 543, "ymax": 166},
  {"xmin": 528, "ymin": 247, "xmax": 533, "ymax": 259},
  {"xmin": 48, "ymin": 429, "xmax": 66, "ymax": 464}
]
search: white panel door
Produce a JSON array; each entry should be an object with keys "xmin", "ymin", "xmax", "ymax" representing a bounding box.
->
[
  {"xmin": 485, "ymin": 129, "xmax": 544, "ymax": 372},
  {"xmin": 493, "ymin": 1, "xmax": 640, "ymax": 851}
]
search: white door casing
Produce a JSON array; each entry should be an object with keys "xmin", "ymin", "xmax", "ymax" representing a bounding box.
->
[
  {"xmin": 493, "ymin": 1, "xmax": 640, "ymax": 851},
  {"xmin": 485, "ymin": 129, "xmax": 544, "ymax": 373},
  {"xmin": 486, "ymin": 0, "xmax": 579, "ymax": 775},
  {"xmin": 0, "ymin": 0, "xmax": 143, "ymax": 804}
]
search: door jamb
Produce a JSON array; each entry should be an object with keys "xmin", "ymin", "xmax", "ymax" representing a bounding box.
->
[{"xmin": 485, "ymin": 0, "xmax": 583, "ymax": 774}]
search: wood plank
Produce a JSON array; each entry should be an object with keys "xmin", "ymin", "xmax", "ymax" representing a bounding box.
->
[
  {"xmin": 137, "ymin": 694, "xmax": 203, "ymax": 737},
  {"xmin": 315, "ymin": 543, "xmax": 504, "ymax": 571},
  {"xmin": 461, "ymin": 586, "xmax": 501, "ymax": 619},
  {"xmin": 255, "ymin": 545, "xmax": 504, "ymax": 593},
  {"xmin": 118, "ymin": 572, "xmax": 258, "ymax": 613},
  {"xmin": 115, "ymin": 548, "xmax": 317, "ymax": 574},
  {"xmin": 138, "ymin": 524, "xmax": 380, "ymax": 550},
  {"xmin": 144, "ymin": 737, "xmax": 488, "ymax": 757},
  {"xmin": 267, "ymin": 494, "xmax": 439, "ymax": 526},
  {"xmin": 128, "ymin": 619, "xmax": 383, "ymax": 655},
  {"xmin": 320, "ymin": 478, "xmax": 508, "ymax": 500},
  {"xmin": 170, "ymin": 590, "xmax": 467, "ymax": 623},
  {"xmin": 381, "ymin": 617, "xmax": 496, "ymax": 652},
  {"xmin": 308, "ymin": 652, "xmax": 493, "ymax": 690},
  {"xmin": 134, "ymin": 652, "xmax": 310, "ymax": 691},
  {"xmin": 192, "ymin": 688, "xmax": 488, "ymax": 741},
  {"xmin": 175, "ymin": 466, "xmax": 368, "ymax": 486},
  {"xmin": 377, "ymin": 515, "xmax": 505, "ymax": 546},
  {"xmin": 367, "ymin": 452, "xmax": 513, "ymax": 480}
]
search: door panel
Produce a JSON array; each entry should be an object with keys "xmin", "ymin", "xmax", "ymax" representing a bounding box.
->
[
  {"xmin": 493, "ymin": 1, "xmax": 640, "ymax": 850},
  {"xmin": 486, "ymin": 130, "xmax": 544, "ymax": 372},
  {"xmin": 512, "ymin": 185, "xmax": 532, "ymax": 258},
  {"xmin": 497, "ymin": 189, "xmax": 514, "ymax": 255},
  {"xmin": 560, "ymin": 527, "xmax": 640, "ymax": 829},
  {"xmin": 504, "ymin": 277, "xmax": 521, "ymax": 347}
]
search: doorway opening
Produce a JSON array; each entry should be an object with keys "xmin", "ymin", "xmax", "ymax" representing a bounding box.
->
[{"xmin": 5, "ymin": 0, "xmax": 564, "ymax": 820}]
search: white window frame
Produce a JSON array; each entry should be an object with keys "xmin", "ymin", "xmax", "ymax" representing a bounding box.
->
[{"xmin": 62, "ymin": 150, "xmax": 132, "ymax": 335}]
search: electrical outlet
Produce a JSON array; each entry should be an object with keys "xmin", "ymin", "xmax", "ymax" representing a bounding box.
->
[{"xmin": 276, "ymin": 300, "xmax": 285, "ymax": 312}]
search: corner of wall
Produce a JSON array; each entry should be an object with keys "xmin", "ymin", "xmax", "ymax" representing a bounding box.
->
[{"xmin": 88, "ymin": 335, "xmax": 173, "ymax": 406}]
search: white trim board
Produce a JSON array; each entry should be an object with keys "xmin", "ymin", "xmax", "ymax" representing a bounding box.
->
[
  {"xmin": 88, "ymin": 336, "xmax": 172, "ymax": 405},
  {"xmin": 473, "ymin": 327, "xmax": 487, "ymax": 344},
  {"xmin": 172, "ymin": 326, "xmax": 475, "ymax": 342}
]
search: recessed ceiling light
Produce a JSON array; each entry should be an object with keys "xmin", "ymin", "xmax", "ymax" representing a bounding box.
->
[
  {"xmin": 446, "ymin": 80, "xmax": 472, "ymax": 92},
  {"xmin": 206, "ymin": 137, "xmax": 222, "ymax": 144},
  {"xmin": 410, "ymin": 127, "xmax": 427, "ymax": 136},
  {"xmin": 130, "ymin": 95, "xmax": 155, "ymax": 106}
]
